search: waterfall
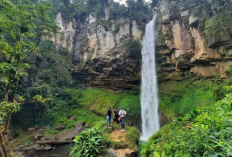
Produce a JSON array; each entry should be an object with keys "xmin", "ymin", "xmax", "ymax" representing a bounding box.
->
[{"xmin": 140, "ymin": 15, "xmax": 160, "ymax": 141}]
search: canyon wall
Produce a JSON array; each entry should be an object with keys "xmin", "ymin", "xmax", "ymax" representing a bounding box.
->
[
  {"xmin": 156, "ymin": 0, "xmax": 232, "ymax": 81},
  {"xmin": 53, "ymin": 0, "xmax": 232, "ymax": 89},
  {"xmin": 52, "ymin": 9, "xmax": 144, "ymax": 89}
]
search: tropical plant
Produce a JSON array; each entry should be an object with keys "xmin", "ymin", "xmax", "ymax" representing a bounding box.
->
[
  {"xmin": 0, "ymin": 0, "xmax": 56, "ymax": 156},
  {"xmin": 141, "ymin": 87, "xmax": 232, "ymax": 157},
  {"xmin": 70, "ymin": 128, "xmax": 106, "ymax": 157}
]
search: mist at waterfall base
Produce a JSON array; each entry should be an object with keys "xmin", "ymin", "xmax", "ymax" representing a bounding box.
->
[{"xmin": 140, "ymin": 15, "xmax": 160, "ymax": 141}]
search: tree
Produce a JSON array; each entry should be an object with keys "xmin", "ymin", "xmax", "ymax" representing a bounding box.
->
[{"xmin": 0, "ymin": 0, "xmax": 57, "ymax": 156}]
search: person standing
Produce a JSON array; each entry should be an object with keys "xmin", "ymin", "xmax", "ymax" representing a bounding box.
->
[
  {"xmin": 106, "ymin": 107, "xmax": 112, "ymax": 127},
  {"xmin": 119, "ymin": 107, "xmax": 127, "ymax": 132},
  {"xmin": 111, "ymin": 107, "xmax": 120, "ymax": 129}
]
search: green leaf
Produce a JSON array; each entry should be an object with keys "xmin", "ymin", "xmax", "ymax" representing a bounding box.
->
[
  {"xmin": 154, "ymin": 152, "xmax": 160, "ymax": 157},
  {"xmin": 161, "ymin": 151, "xmax": 166, "ymax": 157}
]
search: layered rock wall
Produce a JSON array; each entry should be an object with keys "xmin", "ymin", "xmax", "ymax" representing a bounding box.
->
[
  {"xmin": 53, "ymin": 10, "xmax": 143, "ymax": 89},
  {"xmin": 53, "ymin": 0, "xmax": 232, "ymax": 89},
  {"xmin": 156, "ymin": 0, "xmax": 232, "ymax": 81}
]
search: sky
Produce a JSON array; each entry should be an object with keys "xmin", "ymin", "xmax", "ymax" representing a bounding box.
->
[{"xmin": 114, "ymin": 0, "xmax": 151, "ymax": 5}]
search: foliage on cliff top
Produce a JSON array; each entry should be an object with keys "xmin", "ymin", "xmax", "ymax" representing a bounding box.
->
[
  {"xmin": 49, "ymin": 0, "xmax": 151, "ymax": 29},
  {"xmin": 142, "ymin": 88, "xmax": 232, "ymax": 157}
]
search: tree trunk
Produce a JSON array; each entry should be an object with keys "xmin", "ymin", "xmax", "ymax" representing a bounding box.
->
[
  {"xmin": 0, "ymin": 130, "xmax": 10, "ymax": 157},
  {"xmin": 0, "ymin": 145, "xmax": 6, "ymax": 157},
  {"xmin": 1, "ymin": 86, "xmax": 15, "ymax": 157}
]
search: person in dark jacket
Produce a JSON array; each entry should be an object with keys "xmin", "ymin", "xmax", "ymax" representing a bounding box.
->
[
  {"xmin": 106, "ymin": 107, "xmax": 112, "ymax": 127},
  {"xmin": 111, "ymin": 107, "xmax": 120, "ymax": 129}
]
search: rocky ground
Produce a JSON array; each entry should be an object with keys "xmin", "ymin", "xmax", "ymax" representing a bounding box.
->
[
  {"xmin": 106, "ymin": 130, "xmax": 137, "ymax": 157},
  {"xmin": 10, "ymin": 122, "xmax": 139, "ymax": 157},
  {"xmin": 10, "ymin": 122, "xmax": 85, "ymax": 156}
]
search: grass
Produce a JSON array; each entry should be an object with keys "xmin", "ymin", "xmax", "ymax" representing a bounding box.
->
[
  {"xmin": 42, "ymin": 88, "xmax": 140, "ymax": 137},
  {"xmin": 78, "ymin": 88, "xmax": 140, "ymax": 117},
  {"xmin": 159, "ymin": 80, "xmax": 217, "ymax": 120}
]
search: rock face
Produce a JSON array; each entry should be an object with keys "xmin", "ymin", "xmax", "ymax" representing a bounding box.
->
[
  {"xmin": 53, "ymin": 1, "xmax": 232, "ymax": 88},
  {"xmin": 156, "ymin": 0, "xmax": 232, "ymax": 81},
  {"xmin": 53, "ymin": 9, "xmax": 144, "ymax": 89}
]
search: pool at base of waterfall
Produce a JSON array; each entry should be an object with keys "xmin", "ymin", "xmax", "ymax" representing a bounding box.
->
[{"xmin": 22, "ymin": 144, "xmax": 72, "ymax": 157}]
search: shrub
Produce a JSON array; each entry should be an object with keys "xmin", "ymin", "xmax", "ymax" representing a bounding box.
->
[
  {"xmin": 126, "ymin": 127, "xmax": 140, "ymax": 150},
  {"xmin": 70, "ymin": 128, "xmax": 106, "ymax": 157},
  {"xmin": 141, "ymin": 90, "xmax": 232, "ymax": 157}
]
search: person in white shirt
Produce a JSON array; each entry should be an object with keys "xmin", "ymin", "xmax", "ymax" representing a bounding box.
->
[{"xmin": 119, "ymin": 107, "xmax": 127, "ymax": 132}]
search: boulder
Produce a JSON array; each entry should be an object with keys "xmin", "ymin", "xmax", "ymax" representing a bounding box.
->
[
  {"xmin": 54, "ymin": 125, "xmax": 66, "ymax": 131},
  {"xmin": 69, "ymin": 116, "xmax": 77, "ymax": 121},
  {"xmin": 40, "ymin": 136, "xmax": 56, "ymax": 141},
  {"xmin": 22, "ymin": 145, "xmax": 34, "ymax": 151},
  {"xmin": 104, "ymin": 148, "xmax": 137, "ymax": 157},
  {"xmin": 35, "ymin": 144, "xmax": 45, "ymax": 151},
  {"xmin": 33, "ymin": 144, "xmax": 41, "ymax": 149},
  {"xmin": 28, "ymin": 127, "xmax": 35, "ymax": 131},
  {"xmin": 43, "ymin": 145, "xmax": 53, "ymax": 151},
  {"xmin": 32, "ymin": 134, "xmax": 43, "ymax": 140},
  {"xmin": 36, "ymin": 140, "xmax": 72, "ymax": 145},
  {"xmin": 40, "ymin": 137, "xmax": 47, "ymax": 141},
  {"xmin": 57, "ymin": 122, "xmax": 85, "ymax": 140}
]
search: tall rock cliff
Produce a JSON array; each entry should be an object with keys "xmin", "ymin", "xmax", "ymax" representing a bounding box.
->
[
  {"xmin": 53, "ymin": 0, "xmax": 232, "ymax": 89},
  {"xmin": 156, "ymin": 0, "xmax": 232, "ymax": 81},
  {"xmin": 53, "ymin": 9, "xmax": 145, "ymax": 89}
]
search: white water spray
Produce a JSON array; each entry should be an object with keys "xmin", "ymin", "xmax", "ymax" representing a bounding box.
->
[{"xmin": 140, "ymin": 15, "xmax": 160, "ymax": 141}]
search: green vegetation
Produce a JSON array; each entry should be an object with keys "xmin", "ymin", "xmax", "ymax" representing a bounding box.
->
[
  {"xmin": 16, "ymin": 88, "xmax": 140, "ymax": 129},
  {"xmin": 70, "ymin": 125, "xmax": 140, "ymax": 157},
  {"xmin": 0, "ymin": 0, "xmax": 56, "ymax": 156},
  {"xmin": 141, "ymin": 88, "xmax": 232, "ymax": 156},
  {"xmin": 204, "ymin": 10, "xmax": 232, "ymax": 40},
  {"xmin": 49, "ymin": 0, "xmax": 151, "ymax": 30},
  {"xmin": 123, "ymin": 39, "xmax": 142, "ymax": 60},
  {"xmin": 70, "ymin": 128, "xmax": 106, "ymax": 157},
  {"xmin": 125, "ymin": 127, "xmax": 140, "ymax": 150},
  {"xmin": 159, "ymin": 80, "xmax": 217, "ymax": 120},
  {"xmin": 80, "ymin": 89, "xmax": 140, "ymax": 115}
]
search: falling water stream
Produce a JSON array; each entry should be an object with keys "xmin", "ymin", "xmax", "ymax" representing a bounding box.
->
[{"xmin": 140, "ymin": 15, "xmax": 160, "ymax": 141}]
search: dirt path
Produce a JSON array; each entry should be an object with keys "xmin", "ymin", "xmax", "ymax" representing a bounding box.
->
[
  {"xmin": 109, "ymin": 130, "xmax": 126, "ymax": 142},
  {"xmin": 108, "ymin": 130, "xmax": 135, "ymax": 157}
]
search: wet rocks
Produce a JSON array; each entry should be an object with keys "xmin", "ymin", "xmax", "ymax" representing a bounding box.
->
[
  {"xmin": 104, "ymin": 148, "xmax": 137, "ymax": 157},
  {"xmin": 13, "ymin": 122, "xmax": 85, "ymax": 155},
  {"xmin": 54, "ymin": 125, "xmax": 66, "ymax": 131},
  {"xmin": 57, "ymin": 122, "xmax": 84, "ymax": 140}
]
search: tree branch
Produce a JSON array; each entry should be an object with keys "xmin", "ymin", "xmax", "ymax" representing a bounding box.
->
[{"xmin": 22, "ymin": 32, "xmax": 42, "ymax": 61}]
